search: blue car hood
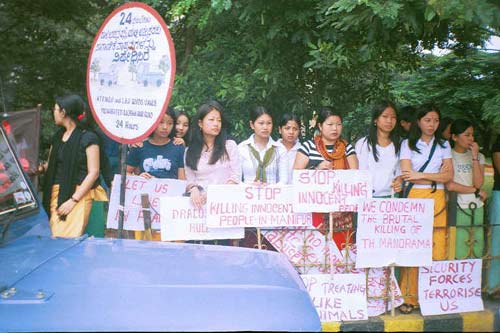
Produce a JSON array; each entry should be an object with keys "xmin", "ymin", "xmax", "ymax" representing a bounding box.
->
[{"xmin": 0, "ymin": 235, "xmax": 321, "ymax": 332}]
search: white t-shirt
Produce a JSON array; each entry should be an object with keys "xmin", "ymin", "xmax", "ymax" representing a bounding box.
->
[
  {"xmin": 238, "ymin": 134, "xmax": 288, "ymax": 184},
  {"xmin": 277, "ymin": 139, "xmax": 301, "ymax": 184},
  {"xmin": 452, "ymin": 149, "xmax": 485, "ymax": 208},
  {"xmin": 355, "ymin": 137, "xmax": 400, "ymax": 197},
  {"xmin": 400, "ymin": 137, "xmax": 452, "ymax": 189}
]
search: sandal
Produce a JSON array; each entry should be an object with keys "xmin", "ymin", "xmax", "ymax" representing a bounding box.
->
[{"xmin": 398, "ymin": 303, "xmax": 415, "ymax": 314}]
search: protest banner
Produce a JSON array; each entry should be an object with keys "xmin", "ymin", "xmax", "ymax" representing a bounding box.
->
[
  {"xmin": 301, "ymin": 274, "xmax": 368, "ymax": 322},
  {"xmin": 263, "ymin": 230, "xmax": 404, "ymax": 316},
  {"xmin": 206, "ymin": 184, "xmax": 312, "ymax": 228},
  {"xmin": 356, "ymin": 198, "xmax": 434, "ymax": 268},
  {"xmin": 160, "ymin": 197, "xmax": 244, "ymax": 241},
  {"xmin": 106, "ymin": 174, "xmax": 186, "ymax": 230},
  {"xmin": 419, "ymin": 259, "xmax": 483, "ymax": 316},
  {"xmin": 330, "ymin": 244, "xmax": 404, "ymax": 316},
  {"xmin": 87, "ymin": 2, "xmax": 175, "ymax": 143},
  {"xmin": 292, "ymin": 169, "xmax": 372, "ymax": 212}
]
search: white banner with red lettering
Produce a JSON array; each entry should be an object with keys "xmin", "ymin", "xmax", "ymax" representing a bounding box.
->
[
  {"xmin": 356, "ymin": 198, "xmax": 434, "ymax": 268},
  {"xmin": 418, "ymin": 259, "xmax": 483, "ymax": 316},
  {"xmin": 160, "ymin": 196, "xmax": 244, "ymax": 241},
  {"xmin": 206, "ymin": 184, "xmax": 312, "ymax": 228},
  {"xmin": 301, "ymin": 273, "xmax": 368, "ymax": 322},
  {"xmin": 292, "ymin": 169, "xmax": 372, "ymax": 212},
  {"xmin": 106, "ymin": 174, "xmax": 186, "ymax": 230}
]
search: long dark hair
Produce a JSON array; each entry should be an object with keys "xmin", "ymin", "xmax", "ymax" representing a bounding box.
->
[
  {"xmin": 175, "ymin": 109, "xmax": 191, "ymax": 145},
  {"xmin": 366, "ymin": 101, "xmax": 400, "ymax": 162},
  {"xmin": 55, "ymin": 94, "xmax": 91, "ymax": 130},
  {"xmin": 185, "ymin": 100, "xmax": 229, "ymax": 170},
  {"xmin": 408, "ymin": 104, "xmax": 447, "ymax": 153}
]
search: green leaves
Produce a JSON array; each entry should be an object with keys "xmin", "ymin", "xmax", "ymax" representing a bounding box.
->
[{"xmin": 1, "ymin": 0, "xmax": 499, "ymax": 152}]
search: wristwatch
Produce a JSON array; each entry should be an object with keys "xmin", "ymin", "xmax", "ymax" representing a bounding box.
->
[{"xmin": 474, "ymin": 188, "xmax": 481, "ymax": 198}]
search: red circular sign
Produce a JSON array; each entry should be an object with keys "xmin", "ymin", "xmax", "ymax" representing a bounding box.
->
[{"xmin": 86, "ymin": 2, "xmax": 175, "ymax": 144}]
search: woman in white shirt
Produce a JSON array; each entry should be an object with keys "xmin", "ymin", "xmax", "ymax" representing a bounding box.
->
[
  {"xmin": 238, "ymin": 106, "xmax": 287, "ymax": 184},
  {"xmin": 398, "ymin": 104, "xmax": 453, "ymax": 314},
  {"xmin": 355, "ymin": 101, "xmax": 402, "ymax": 198},
  {"xmin": 277, "ymin": 113, "xmax": 301, "ymax": 184},
  {"xmin": 446, "ymin": 119, "xmax": 487, "ymax": 259}
]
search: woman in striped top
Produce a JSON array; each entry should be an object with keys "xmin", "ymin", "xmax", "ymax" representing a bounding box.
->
[{"xmin": 293, "ymin": 107, "xmax": 358, "ymax": 250}]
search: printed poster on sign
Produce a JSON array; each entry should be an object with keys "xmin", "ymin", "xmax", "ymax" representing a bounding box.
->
[
  {"xmin": 87, "ymin": 2, "xmax": 176, "ymax": 143},
  {"xmin": 106, "ymin": 175, "xmax": 186, "ymax": 230},
  {"xmin": 301, "ymin": 274, "xmax": 368, "ymax": 322},
  {"xmin": 206, "ymin": 184, "xmax": 312, "ymax": 228},
  {"xmin": 418, "ymin": 259, "xmax": 483, "ymax": 316},
  {"xmin": 356, "ymin": 198, "xmax": 434, "ymax": 268},
  {"xmin": 292, "ymin": 169, "xmax": 372, "ymax": 213},
  {"xmin": 160, "ymin": 196, "xmax": 244, "ymax": 241}
]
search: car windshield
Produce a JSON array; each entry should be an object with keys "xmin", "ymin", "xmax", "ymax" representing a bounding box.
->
[{"xmin": 0, "ymin": 127, "xmax": 37, "ymax": 218}]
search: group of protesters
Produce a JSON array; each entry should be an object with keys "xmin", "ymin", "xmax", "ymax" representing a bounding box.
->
[{"xmin": 38, "ymin": 94, "xmax": 500, "ymax": 313}]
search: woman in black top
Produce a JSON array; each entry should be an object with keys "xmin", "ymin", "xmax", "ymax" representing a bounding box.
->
[{"xmin": 41, "ymin": 94, "xmax": 107, "ymax": 238}]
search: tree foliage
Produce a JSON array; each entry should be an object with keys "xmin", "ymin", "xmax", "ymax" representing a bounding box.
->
[{"xmin": 0, "ymin": 0, "xmax": 499, "ymax": 151}]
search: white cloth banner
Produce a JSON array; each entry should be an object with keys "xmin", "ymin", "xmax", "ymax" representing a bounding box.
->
[
  {"xmin": 301, "ymin": 274, "xmax": 368, "ymax": 322},
  {"xmin": 418, "ymin": 259, "xmax": 483, "ymax": 316},
  {"xmin": 356, "ymin": 198, "xmax": 434, "ymax": 268},
  {"xmin": 160, "ymin": 196, "xmax": 244, "ymax": 241},
  {"xmin": 292, "ymin": 169, "xmax": 372, "ymax": 212},
  {"xmin": 206, "ymin": 184, "xmax": 312, "ymax": 228},
  {"xmin": 106, "ymin": 174, "xmax": 186, "ymax": 230}
]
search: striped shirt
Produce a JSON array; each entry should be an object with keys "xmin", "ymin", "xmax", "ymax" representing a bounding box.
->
[{"xmin": 298, "ymin": 139, "xmax": 355, "ymax": 169}]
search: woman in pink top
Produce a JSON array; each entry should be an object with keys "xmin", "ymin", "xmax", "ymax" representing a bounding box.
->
[{"xmin": 184, "ymin": 100, "xmax": 241, "ymax": 209}]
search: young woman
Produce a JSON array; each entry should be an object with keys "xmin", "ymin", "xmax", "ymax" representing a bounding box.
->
[
  {"xmin": 41, "ymin": 94, "xmax": 108, "ymax": 238},
  {"xmin": 355, "ymin": 101, "xmax": 402, "ymax": 198},
  {"xmin": 398, "ymin": 104, "xmax": 453, "ymax": 314},
  {"xmin": 294, "ymin": 107, "xmax": 358, "ymax": 251},
  {"xmin": 446, "ymin": 119, "xmax": 486, "ymax": 259},
  {"xmin": 277, "ymin": 113, "xmax": 301, "ymax": 184},
  {"xmin": 174, "ymin": 110, "xmax": 190, "ymax": 146},
  {"xmin": 238, "ymin": 106, "xmax": 287, "ymax": 184},
  {"xmin": 185, "ymin": 101, "xmax": 241, "ymax": 209},
  {"xmin": 126, "ymin": 108, "xmax": 185, "ymax": 180}
]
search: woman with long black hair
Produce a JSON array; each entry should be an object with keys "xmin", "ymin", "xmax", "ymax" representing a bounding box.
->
[
  {"xmin": 398, "ymin": 104, "xmax": 453, "ymax": 314},
  {"xmin": 41, "ymin": 94, "xmax": 108, "ymax": 238},
  {"xmin": 184, "ymin": 100, "xmax": 241, "ymax": 209},
  {"xmin": 355, "ymin": 101, "xmax": 402, "ymax": 198}
]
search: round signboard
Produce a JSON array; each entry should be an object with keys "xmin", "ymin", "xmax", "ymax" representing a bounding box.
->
[{"xmin": 86, "ymin": 2, "xmax": 175, "ymax": 144}]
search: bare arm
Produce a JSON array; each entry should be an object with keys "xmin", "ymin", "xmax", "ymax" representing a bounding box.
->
[
  {"xmin": 293, "ymin": 151, "xmax": 309, "ymax": 170},
  {"xmin": 470, "ymin": 143, "xmax": 484, "ymax": 188},
  {"xmin": 347, "ymin": 154, "xmax": 358, "ymax": 169},
  {"xmin": 56, "ymin": 144, "xmax": 100, "ymax": 216},
  {"xmin": 402, "ymin": 158, "xmax": 453, "ymax": 184}
]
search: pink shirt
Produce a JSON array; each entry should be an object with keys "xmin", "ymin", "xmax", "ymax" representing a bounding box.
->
[{"xmin": 184, "ymin": 140, "xmax": 241, "ymax": 187}]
